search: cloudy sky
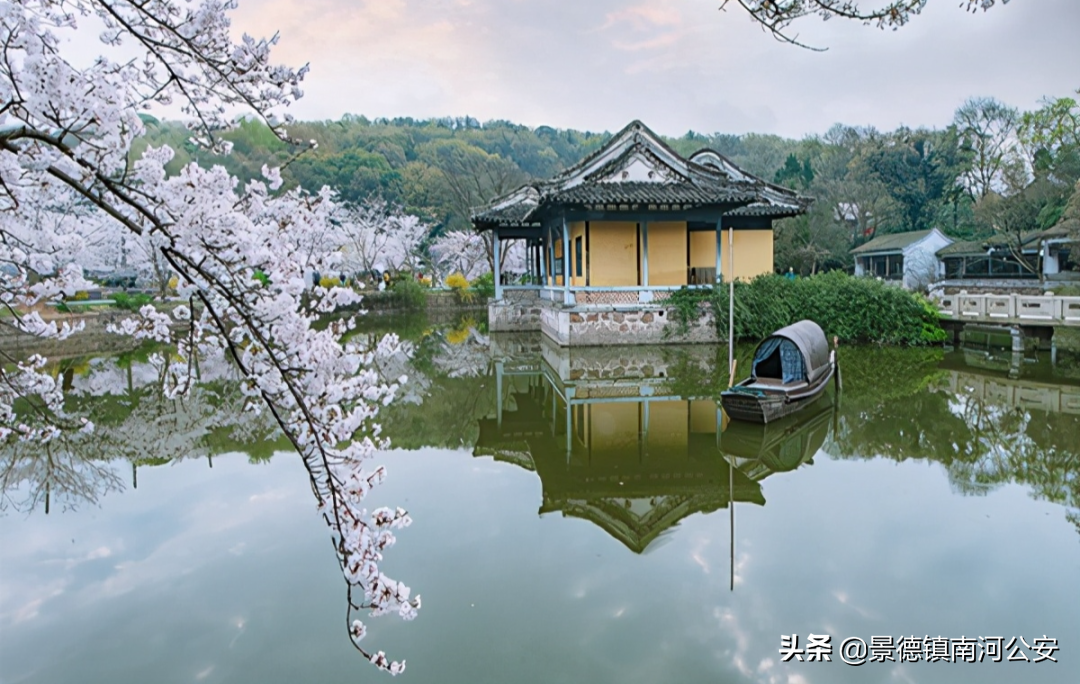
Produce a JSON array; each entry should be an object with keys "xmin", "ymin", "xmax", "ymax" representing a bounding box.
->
[{"xmin": 230, "ymin": 0, "xmax": 1079, "ymax": 139}]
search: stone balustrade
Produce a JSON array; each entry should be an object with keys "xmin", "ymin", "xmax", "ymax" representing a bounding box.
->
[{"xmin": 936, "ymin": 293, "xmax": 1080, "ymax": 326}]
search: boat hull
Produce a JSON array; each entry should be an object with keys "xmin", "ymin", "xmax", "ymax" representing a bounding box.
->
[{"xmin": 721, "ymin": 364, "xmax": 835, "ymax": 425}]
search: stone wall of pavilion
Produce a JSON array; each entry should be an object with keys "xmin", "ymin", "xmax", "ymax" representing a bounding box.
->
[
  {"xmin": 489, "ymin": 291, "xmax": 543, "ymax": 332},
  {"xmin": 536, "ymin": 301, "xmax": 719, "ymax": 346}
]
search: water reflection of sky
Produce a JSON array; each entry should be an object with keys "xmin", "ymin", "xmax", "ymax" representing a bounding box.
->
[{"xmin": 1, "ymin": 336, "xmax": 1078, "ymax": 683}]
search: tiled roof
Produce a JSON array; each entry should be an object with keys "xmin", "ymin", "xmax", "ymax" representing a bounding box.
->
[
  {"xmin": 936, "ymin": 240, "xmax": 988, "ymax": 257},
  {"xmin": 472, "ymin": 121, "xmax": 811, "ymax": 228},
  {"xmin": 850, "ymin": 229, "xmax": 935, "ymax": 254},
  {"xmin": 935, "ymin": 227, "xmax": 1076, "ymax": 257}
]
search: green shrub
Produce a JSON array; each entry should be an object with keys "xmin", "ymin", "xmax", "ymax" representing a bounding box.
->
[
  {"xmin": 389, "ymin": 278, "xmax": 427, "ymax": 311},
  {"xmin": 111, "ymin": 292, "xmax": 153, "ymax": 311},
  {"xmin": 469, "ymin": 272, "xmax": 495, "ymax": 301},
  {"xmin": 1048, "ymin": 284, "xmax": 1080, "ymax": 297},
  {"xmin": 670, "ymin": 272, "xmax": 946, "ymax": 346}
]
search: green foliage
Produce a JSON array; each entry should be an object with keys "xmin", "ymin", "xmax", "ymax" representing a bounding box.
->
[
  {"xmin": 1050, "ymin": 284, "xmax": 1080, "ymax": 297},
  {"xmin": 469, "ymin": 272, "xmax": 495, "ymax": 301},
  {"xmin": 670, "ymin": 273, "xmax": 946, "ymax": 346},
  {"xmin": 773, "ymin": 153, "xmax": 814, "ymax": 190},
  {"xmin": 388, "ymin": 278, "xmax": 427, "ymax": 311},
  {"xmin": 110, "ymin": 292, "xmax": 153, "ymax": 311},
  {"xmin": 664, "ymin": 287, "xmax": 714, "ymax": 336}
]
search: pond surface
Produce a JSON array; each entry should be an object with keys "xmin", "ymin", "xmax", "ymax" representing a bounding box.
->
[{"xmin": 2, "ymin": 321, "xmax": 1079, "ymax": 683}]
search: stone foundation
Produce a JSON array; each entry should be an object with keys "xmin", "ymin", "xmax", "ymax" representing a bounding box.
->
[
  {"xmin": 539, "ymin": 336, "xmax": 716, "ymax": 382},
  {"xmin": 489, "ymin": 290, "xmax": 545, "ymax": 332},
  {"xmin": 539, "ymin": 302, "xmax": 718, "ymax": 346}
]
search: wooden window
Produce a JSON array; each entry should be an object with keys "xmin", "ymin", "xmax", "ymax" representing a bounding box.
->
[{"xmin": 575, "ymin": 236, "xmax": 583, "ymax": 277}]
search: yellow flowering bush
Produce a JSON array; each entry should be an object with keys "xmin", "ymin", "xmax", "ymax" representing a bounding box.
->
[
  {"xmin": 445, "ymin": 272, "xmax": 469, "ymax": 290},
  {"xmin": 445, "ymin": 272, "xmax": 476, "ymax": 303}
]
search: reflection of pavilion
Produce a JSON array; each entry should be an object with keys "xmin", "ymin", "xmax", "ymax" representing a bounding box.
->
[{"xmin": 476, "ymin": 339, "xmax": 831, "ymax": 553}]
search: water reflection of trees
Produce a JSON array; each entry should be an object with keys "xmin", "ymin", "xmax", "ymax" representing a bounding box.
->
[
  {"xmin": 0, "ymin": 347, "xmax": 284, "ymax": 514},
  {"xmin": 828, "ymin": 347, "xmax": 1080, "ymax": 533},
  {"xmin": 373, "ymin": 323, "xmax": 498, "ymax": 449}
]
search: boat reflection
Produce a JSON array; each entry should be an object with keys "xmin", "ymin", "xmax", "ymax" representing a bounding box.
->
[{"xmin": 475, "ymin": 339, "xmax": 835, "ymax": 555}]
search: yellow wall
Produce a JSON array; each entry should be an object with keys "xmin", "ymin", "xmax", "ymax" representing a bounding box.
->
[
  {"xmin": 646, "ymin": 222, "xmax": 687, "ymax": 286},
  {"xmin": 646, "ymin": 400, "xmax": 688, "ymax": 452},
  {"xmin": 689, "ymin": 400, "xmax": 718, "ymax": 433},
  {"xmin": 589, "ymin": 221, "xmax": 639, "ymax": 287},
  {"xmin": 689, "ymin": 230, "xmax": 716, "ymax": 269},
  {"xmin": 553, "ymin": 238, "xmax": 564, "ymax": 286},
  {"xmin": 720, "ymin": 229, "xmax": 774, "ymax": 282},
  {"xmin": 570, "ymin": 222, "xmax": 586, "ymax": 287},
  {"xmin": 588, "ymin": 403, "xmax": 641, "ymax": 463},
  {"xmin": 545, "ymin": 223, "xmax": 773, "ymax": 287}
]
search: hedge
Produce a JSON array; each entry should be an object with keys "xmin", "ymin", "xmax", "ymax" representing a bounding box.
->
[{"xmin": 667, "ymin": 272, "xmax": 947, "ymax": 346}]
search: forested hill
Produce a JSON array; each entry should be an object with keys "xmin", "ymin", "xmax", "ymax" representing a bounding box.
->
[{"xmin": 136, "ymin": 95, "xmax": 1080, "ymax": 275}]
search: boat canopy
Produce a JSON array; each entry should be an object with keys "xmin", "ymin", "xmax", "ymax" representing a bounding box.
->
[{"xmin": 750, "ymin": 320, "xmax": 831, "ymax": 385}]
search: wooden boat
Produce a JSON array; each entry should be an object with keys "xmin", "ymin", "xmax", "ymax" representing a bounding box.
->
[{"xmin": 721, "ymin": 320, "xmax": 837, "ymax": 424}]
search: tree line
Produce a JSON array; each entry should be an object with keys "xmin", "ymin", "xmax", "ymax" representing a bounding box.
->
[{"xmin": 135, "ymin": 92, "xmax": 1080, "ymax": 277}]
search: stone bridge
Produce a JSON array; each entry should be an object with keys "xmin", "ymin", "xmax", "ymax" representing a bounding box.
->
[{"xmin": 935, "ymin": 293, "xmax": 1080, "ymax": 327}]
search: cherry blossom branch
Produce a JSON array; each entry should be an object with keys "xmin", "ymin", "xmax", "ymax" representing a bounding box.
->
[{"xmin": 720, "ymin": 0, "xmax": 1008, "ymax": 49}]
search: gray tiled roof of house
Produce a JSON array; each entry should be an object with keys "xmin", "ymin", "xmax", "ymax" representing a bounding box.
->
[
  {"xmin": 471, "ymin": 121, "xmax": 811, "ymax": 228},
  {"xmin": 850, "ymin": 229, "xmax": 935, "ymax": 255},
  {"xmin": 935, "ymin": 230, "xmax": 1059, "ymax": 257},
  {"xmin": 936, "ymin": 240, "xmax": 989, "ymax": 257}
]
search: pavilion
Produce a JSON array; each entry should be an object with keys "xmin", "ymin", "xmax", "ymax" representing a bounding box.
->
[{"xmin": 471, "ymin": 120, "xmax": 811, "ymax": 345}]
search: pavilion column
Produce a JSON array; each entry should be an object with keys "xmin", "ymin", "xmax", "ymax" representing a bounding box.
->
[
  {"xmin": 562, "ymin": 218, "xmax": 572, "ymax": 304},
  {"xmin": 641, "ymin": 221, "xmax": 650, "ymax": 287},
  {"xmin": 493, "ymin": 230, "xmax": 502, "ymax": 301},
  {"xmin": 715, "ymin": 219, "xmax": 723, "ymax": 283},
  {"xmin": 547, "ymin": 222, "xmax": 555, "ymax": 289},
  {"xmin": 539, "ymin": 233, "xmax": 548, "ymax": 289}
]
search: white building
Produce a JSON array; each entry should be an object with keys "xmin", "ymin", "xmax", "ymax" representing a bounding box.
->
[{"xmin": 851, "ymin": 228, "xmax": 954, "ymax": 290}]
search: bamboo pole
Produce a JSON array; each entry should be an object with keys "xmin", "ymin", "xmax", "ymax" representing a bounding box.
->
[{"xmin": 728, "ymin": 227, "xmax": 734, "ymax": 385}]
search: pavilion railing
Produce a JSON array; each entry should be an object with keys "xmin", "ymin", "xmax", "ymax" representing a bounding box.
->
[{"xmin": 497, "ymin": 284, "xmax": 721, "ymax": 306}]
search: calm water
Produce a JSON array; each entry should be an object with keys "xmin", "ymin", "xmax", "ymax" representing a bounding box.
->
[{"xmin": 2, "ymin": 322, "xmax": 1078, "ymax": 683}]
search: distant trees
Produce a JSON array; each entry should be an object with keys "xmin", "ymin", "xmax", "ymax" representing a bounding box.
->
[
  {"xmin": 131, "ymin": 88, "xmax": 1080, "ymax": 281},
  {"xmin": 338, "ymin": 199, "xmax": 431, "ymax": 277},
  {"xmin": 954, "ymin": 97, "xmax": 1020, "ymax": 201},
  {"xmin": 968, "ymin": 94, "xmax": 1080, "ymax": 262},
  {"xmin": 415, "ymin": 139, "xmax": 528, "ymax": 232}
]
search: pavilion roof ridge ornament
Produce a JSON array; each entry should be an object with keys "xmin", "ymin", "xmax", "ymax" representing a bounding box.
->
[
  {"xmin": 687, "ymin": 149, "xmax": 752, "ymax": 182},
  {"xmin": 554, "ymin": 120, "xmax": 693, "ymax": 190},
  {"xmin": 486, "ymin": 184, "xmax": 541, "ymax": 213}
]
